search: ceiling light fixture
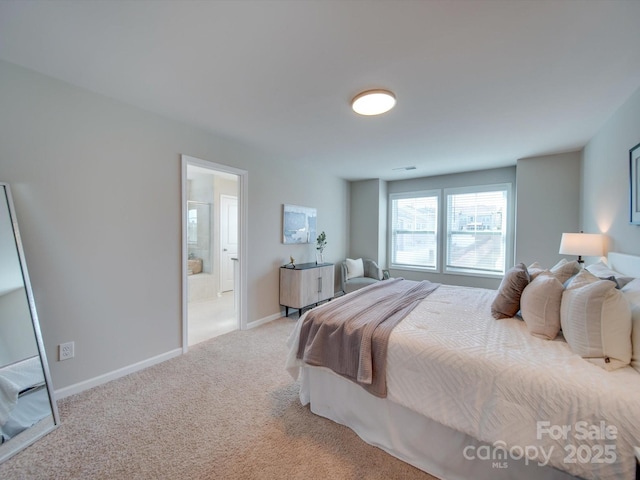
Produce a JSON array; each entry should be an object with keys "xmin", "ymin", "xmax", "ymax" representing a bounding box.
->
[{"xmin": 351, "ymin": 89, "xmax": 396, "ymax": 116}]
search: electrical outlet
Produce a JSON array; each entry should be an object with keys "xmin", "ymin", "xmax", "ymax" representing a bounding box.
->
[{"xmin": 59, "ymin": 341, "xmax": 74, "ymax": 361}]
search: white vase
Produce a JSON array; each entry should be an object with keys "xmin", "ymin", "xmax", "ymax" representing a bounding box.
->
[{"xmin": 316, "ymin": 252, "xmax": 324, "ymax": 264}]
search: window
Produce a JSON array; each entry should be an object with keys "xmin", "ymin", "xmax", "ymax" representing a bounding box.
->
[
  {"xmin": 390, "ymin": 191, "xmax": 439, "ymax": 270},
  {"xmin": 445, "ymin": 184, "xmax": 510, "ymax": 276}
]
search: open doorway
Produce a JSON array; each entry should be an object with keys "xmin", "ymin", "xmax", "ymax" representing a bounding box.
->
[{"xmin": 181, "ymin": 155, "xmax": 247, "ymax": 351}]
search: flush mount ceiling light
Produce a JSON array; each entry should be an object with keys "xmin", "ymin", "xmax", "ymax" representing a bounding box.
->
[{"xmin": 351, "ymin": 89, "xmax": 396, "ymax": 116}]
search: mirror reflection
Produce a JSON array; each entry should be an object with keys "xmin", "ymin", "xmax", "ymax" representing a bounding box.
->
[
  {"xmin": 187, "ymin": 201, "xmax": 211, "ymax": 275},
  {"xmin": 0, "ymin": 183, "xmax": 58, "ymax": 462}
]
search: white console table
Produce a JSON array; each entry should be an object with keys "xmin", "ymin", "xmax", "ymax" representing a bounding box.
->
[{"xmin": 280, "ymin": 262, "xmax": 334, "ymax": 317}]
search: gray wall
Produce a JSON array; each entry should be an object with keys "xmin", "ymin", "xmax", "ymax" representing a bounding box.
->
[
  {"xmin": 582, "ymin": 84, "xmax": 640, "ymax": 257},
  {"xmin": 0, "ymin": 60, "xmax": 348, "ymax": 390},
  {"xmin": 351, "ymin": 154, "xmax": 592, "ymax": 288},
  {"xmin": 349, "ymin": 179, "xmax": 387, "ymax": 266},
  {"xmin": 515, "ymin": 151, "xmax": 581, "ymax": 267}
]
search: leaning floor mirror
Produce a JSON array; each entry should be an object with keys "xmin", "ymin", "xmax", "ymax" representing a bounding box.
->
[{"xmin": 0, "ymin": 183, "xmax": 59, "ymax": 462}]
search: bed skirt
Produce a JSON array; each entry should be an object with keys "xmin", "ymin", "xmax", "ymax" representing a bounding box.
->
[{"xmin": 300, "ymin": 366, "xmax": 579, "ymax": 480}]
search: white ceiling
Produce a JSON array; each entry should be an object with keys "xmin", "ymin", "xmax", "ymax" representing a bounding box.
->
[{"xmin": 2, "ymin": 0, "xmax": 640, "ymax": 181}]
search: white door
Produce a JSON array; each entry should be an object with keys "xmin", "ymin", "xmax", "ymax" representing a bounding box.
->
[{"xmin": 220, "ymin": 194, "xmax": 238, "ymax": 292}]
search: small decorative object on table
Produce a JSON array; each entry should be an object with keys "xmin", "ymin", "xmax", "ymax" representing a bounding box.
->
[
  {"xmin": 285, "ymin": 256, "xmax": 296, "ymax": 268},
  {"xmin": 316, "ymin": 231, "xmax": 327, "ymax": 264}
]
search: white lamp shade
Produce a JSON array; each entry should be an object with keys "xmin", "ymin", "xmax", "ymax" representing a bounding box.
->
[{"xmin": 558, "ymin": 233, "xmax": 603, "ymax": 257}]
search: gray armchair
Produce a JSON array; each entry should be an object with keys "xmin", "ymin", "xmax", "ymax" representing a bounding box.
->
[{"xmin": 340, "ymin": 258, "xmax": 384, "ymax": 294}]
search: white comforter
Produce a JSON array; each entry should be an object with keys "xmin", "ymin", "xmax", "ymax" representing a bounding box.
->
[{"xmin": 286, "ymin": 284, "xmax": 640, "ymax": 480}]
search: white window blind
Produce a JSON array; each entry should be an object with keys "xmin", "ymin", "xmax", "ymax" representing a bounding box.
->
[
  {"xmin": 390, "ymin": 192, "xmax": 438, "ymax": 269},
  {"xmin": 445, "ymin": 185, "xmax": 509, "ymax": 275}
]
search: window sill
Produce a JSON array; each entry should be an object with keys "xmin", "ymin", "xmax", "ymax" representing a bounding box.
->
[
  {"xmin": 444, "ymin": 268, "xmax": 503, "ymax": 279},
  {"xmin": 390, "ymin": 265, "xmax": 438, "ymax": 273}
]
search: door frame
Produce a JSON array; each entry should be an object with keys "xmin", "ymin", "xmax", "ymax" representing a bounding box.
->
[{"xmin": 181, "ymin": 154, "xmax": 248, "ymax": 353}]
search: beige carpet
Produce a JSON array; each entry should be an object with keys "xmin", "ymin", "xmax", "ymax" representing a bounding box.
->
[{"xmin": 0, "ymin": 318, "xmax": 438, "ymax": 480}]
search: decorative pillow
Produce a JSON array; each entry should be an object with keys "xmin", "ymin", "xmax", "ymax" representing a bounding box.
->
[
  {"xmin": 560, "ymin": 269, "xmax": 632, "ymax": 371},
  {"xmin": 562, "ymin": 273, "xmax": 578, "ymax": 288},
  {"xmin": 491, "ymin": 263, "xmax": 530, "ymax": 319},
  {"xmin": 520, "ymin": 272, "xmax": 564, "ymax": 340},
  {"xmin": 550, "ymin": 258, "xmax": 580, "ymax": 284},
  {"xmin": 586, "ymin": 261, "xmax": 634, "ymax": 289},
  {"xmin": 566, "ymin": 274, "xmax": 618, "ymax": 289},
  {"xmin": 599, "ymin": 275, "xmax": 620, "ymax": 289},
  {"xmin": 566, "ymin": 268, "xmax": 599, "ymax": 289},
  {"xmin": 345, "ymin": 258, "xmax": 364, "ymax": 280},
  {"xmin": 621, "ymin": 278, "xmax": 640, "ymax": 374},
  {"xmin": 527, "ymin": 261, "xmax": 546, "ymax": 280}
]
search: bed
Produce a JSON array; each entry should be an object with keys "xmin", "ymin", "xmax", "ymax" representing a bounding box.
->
[
  {"xmin": 0, "ymin": 356, "xmax": 51, "ymax": 444},
  {"xmin": 286, "ymin": 252, "xmax": 640, "ymax": 480}
]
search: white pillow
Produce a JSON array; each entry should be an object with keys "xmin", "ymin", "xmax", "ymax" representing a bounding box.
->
[
  {"xmin": 561, "ymin": 269, "xmax": 632, "ymax": 371},
  {"xmin": 621, "ymin": 278, "xmax": 640, "ymax": 374},
  {"xmin": 520, "ymin": 272, "xmax": 563, "ymax": 340},
  {"xmin": 586, "ymin": 260, "xmax": 634, "ymax": 289},
  {"xmin": 345, "ymin": 258, "xmax": 364, "ymax": 280}
]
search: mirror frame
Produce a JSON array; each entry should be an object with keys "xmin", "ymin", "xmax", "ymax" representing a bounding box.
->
[{"xmin": 0, "ymin": 183, "xmax": 59, "ymax": 463}]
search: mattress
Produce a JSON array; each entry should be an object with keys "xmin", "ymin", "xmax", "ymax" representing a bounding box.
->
[{"xmin": 287, "ymin": 284, "xmax": 640, "ymax": 480}]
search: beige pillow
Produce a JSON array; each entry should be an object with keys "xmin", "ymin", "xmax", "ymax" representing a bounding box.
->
[
  {"xmin": 491, "ymin": 263, "xmax": 530, "ymax": 319},
  {"xmin": 565, "ymin": 268, "xmax": 599, "ymax": 289},
  {"xmin": 621, "ymin": 278, "xmax": 640, "ymax": 374},
  {"xmin": 345, "ymin": 258, "xmax": 364, "ymax": 280},
  {"xmin": 520, "ymin": 273, "xmax": 564, "ymax": 340},
  {"xmin": 527, "ymin": 261, "xmax": 546, "ymax": 280},
  {"xmin": 550, "ymin": 258, "xmax": 580, "ymax": 284},
  {"xmin": 561, "ymin": 269, "xmax": 632, "ymax": 371}
]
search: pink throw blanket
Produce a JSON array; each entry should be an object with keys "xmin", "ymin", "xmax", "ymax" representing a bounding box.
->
[{"xmin": 297, "ymin": 278, "xmax": 440, "ymax": 397}]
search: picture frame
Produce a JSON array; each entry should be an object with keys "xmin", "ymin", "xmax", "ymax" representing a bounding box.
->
[
  {"xmin": 630, "ymin": 142, "xmax": 640, "ymax": 225},
  {"xmin": 282, "ymin": 204, "xmax": 317, "ymax": 244}
]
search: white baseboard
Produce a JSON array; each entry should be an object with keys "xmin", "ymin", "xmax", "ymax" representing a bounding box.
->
[
  {"xmin": 54, "ymin": 348, "xmax": 183, "ymax": 399},
  {"xmin": 55, "ymin": 313, "xmax": 290, "ymax": 399},
  {"xmin": 246, "ymin": 312, "xmax": 284, "ymax": 330}
]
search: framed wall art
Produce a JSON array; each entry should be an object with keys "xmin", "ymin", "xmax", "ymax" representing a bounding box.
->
[
  {"xmin": 282, "ymin": 204, "xmax": 317, "ymax": 244},
  {"xmin": 630, "ymin": 142, "xmax": 640, "ymax": 224}
]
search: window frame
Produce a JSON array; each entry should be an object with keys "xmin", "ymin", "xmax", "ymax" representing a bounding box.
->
[
  {"xmin": 443, "ymin": 183, "xmax": 513, "ymax": 278},
  {"xmin": 388, "ymin": 189, "xmax": 441, "ymax": 272},
  {"xmin": 387, "ymin": 183, "xmax": 514, "ymax": 279}
]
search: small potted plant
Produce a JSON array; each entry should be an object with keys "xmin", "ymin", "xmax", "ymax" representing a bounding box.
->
[{"xmin": 316, "ymin": 231, "xmax": 327, "ymax": 264}]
